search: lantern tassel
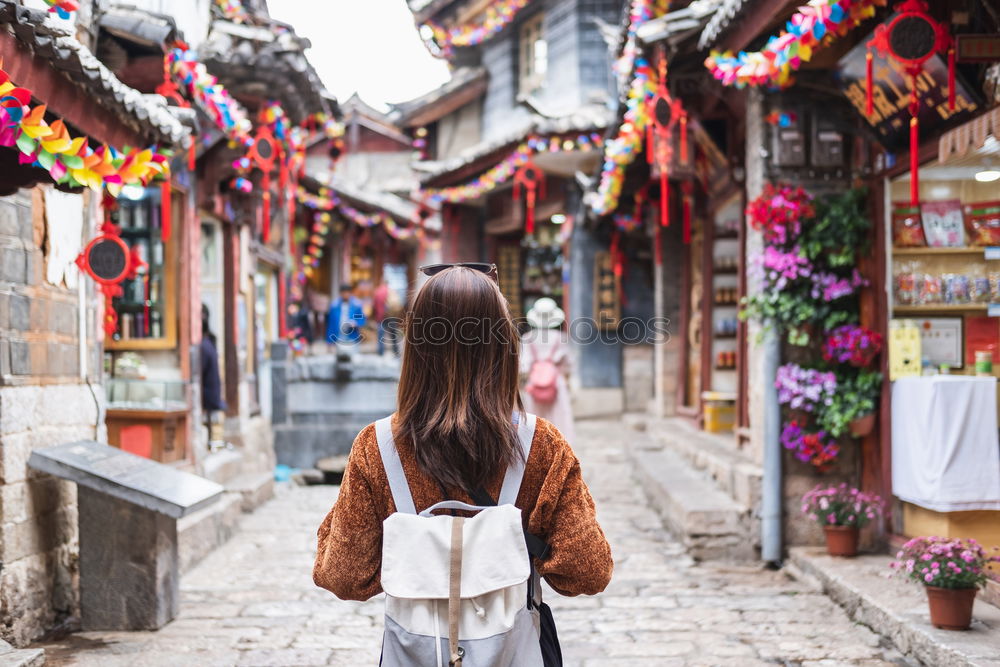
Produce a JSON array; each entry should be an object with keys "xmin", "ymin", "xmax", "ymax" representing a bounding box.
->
[
  {"xmin": 660, "ymin": 173, "xmax": 669, "ymax": 227},
  {"xmin": 948, "ymin": 46, "xmax": 956, "ymax": 112},
  {"xmin": 865, "ymin": 50, "xmax": 874, "ymax": 117},
  {"xmin": 525, "ymin": 185, "xmax": 536, "ymax": 236},
  {"xmin": 160, "ymin": 178, "xmax": 172, "ymax": 242},
  {"xmin": 188, "ymin": 139, "xmax": 196, "ymax": 172},
  {"xmin": 680, "ymin": 115, "xmax": 688, "ymax": 164},
  {"xmin": 262, "ymin": 170, "xmax": 272, "ymax": 243},
  {"xmin": 910, "ymin": 116, "xmax": 920, "ymax": 208},
  {"xmin": 655, "ymin": 223, "xmax": 663, "ymax": 266}
]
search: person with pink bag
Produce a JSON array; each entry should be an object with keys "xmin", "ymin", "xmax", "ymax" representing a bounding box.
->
[{"xmin": 522, "ymin": 298, "xmax": 575, "ymax": 443}]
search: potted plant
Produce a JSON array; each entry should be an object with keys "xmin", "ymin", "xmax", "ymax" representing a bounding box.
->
[
  {"xmin": 801, "ymin": 484, "xmax": 882, "ymax": 556},
  {"xmin": 890, "ymin": 537, "xmax": 1000, "ymax": 630},
  {"xmin": 815, "ymin": 370, "xmax": 882, "ymax": 438}
]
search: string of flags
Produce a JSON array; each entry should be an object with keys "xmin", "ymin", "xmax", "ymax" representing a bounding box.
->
[{"xmin": 423, "ymin": 0, "xmax": 531, "ymax": 57}]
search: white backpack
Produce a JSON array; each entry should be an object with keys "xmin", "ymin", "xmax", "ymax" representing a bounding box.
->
[{"xmin": 375, "ymin": 413, "xmax": 544, "ymax": 667}]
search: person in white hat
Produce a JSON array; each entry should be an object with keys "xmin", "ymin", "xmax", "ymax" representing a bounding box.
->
[{"xmin": 521, "ymin": 297, "xmax": 575, "ymax": 442}]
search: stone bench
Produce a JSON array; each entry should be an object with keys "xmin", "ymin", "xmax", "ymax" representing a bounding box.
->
[{"xmin": 28, "ymin": 441, "xmax": 223, "ymax": 631}]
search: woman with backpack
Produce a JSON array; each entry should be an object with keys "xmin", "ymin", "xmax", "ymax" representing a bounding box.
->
[
  {"xmin": 313, "ymin": 263, "xmax": 612, "ymax": 666},
  {"xmin": 521, "ymin": 298, "xmax": 575, "ymax": 443}
]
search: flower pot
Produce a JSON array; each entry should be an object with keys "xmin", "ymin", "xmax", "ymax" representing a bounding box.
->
[
  {"xmin": 925, "ymin": 585, "xmax": 977, "ymax": 630},
  {"xmin": 849, "ymin": 412, "xmax": 876, "ymax": 437},
  {"xmin": 823, "ymin": 525, "xmax": 859, "ymax": 557}
]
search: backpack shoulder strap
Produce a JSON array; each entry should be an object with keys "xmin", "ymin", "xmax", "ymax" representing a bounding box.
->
[
  {"xmin": 498, "ymin": 412, "xmax": 537, "ymax": 506},
  {"xmin": 374, "ymin": 416, "xmax": 417, "ymax": 515}
]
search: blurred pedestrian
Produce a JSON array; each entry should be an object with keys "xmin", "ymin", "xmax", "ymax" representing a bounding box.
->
[
  {"xmin": 200, "ymin": 304, "xmax": 226, "ymax": 450},
  {"xmin": 313, "ymin": 264, "xmax": 612, "ymax": 665},
  {"xmin": 522, "ymin": 297, "xmax": 574, "ymax": 443},
  {"xmin": 372, "ymin": 279, "xmax": 400, "ymax": 357},
  {"xmin": 326, "ymin": 283, "xmax": 365, "ymax": 351}
]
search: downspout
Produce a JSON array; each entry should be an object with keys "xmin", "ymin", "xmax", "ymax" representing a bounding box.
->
[{"xmin": 761, "ymin": 328, "xmax": 782, "ymax": 565}]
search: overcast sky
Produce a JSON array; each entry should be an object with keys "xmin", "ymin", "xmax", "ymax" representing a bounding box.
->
[{"xmin": 268, "ymin": 0, "xmax": 451, "ymax": 111}]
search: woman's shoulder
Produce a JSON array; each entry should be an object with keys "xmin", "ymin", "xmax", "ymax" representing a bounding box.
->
[{"xmin": 528, "ymin": 414, "xmax": 575, "ymax": 461}]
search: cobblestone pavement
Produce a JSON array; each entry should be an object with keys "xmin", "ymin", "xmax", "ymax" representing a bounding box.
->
[{"xmin": 38, "ymin": 419, "xmax": 908, "ymax": 666}]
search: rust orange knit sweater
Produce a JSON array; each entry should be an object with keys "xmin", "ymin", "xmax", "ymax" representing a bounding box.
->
[{"xmin": 313, "ymin": 416, "xmax": 613, "ymax": 601}]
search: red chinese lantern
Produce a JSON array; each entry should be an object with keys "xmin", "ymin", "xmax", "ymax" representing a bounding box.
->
[
  {"xmin": 646, "ymin": 47, "xmax": 686, "ymax": 231},
  {"xmin": 249, "ymin": 125, "xmax": 279, "ymax": 243},
  {"xmin": 513, "ymin": 159, "xmax": 545, "ymax": 236},
  {"xmin": 76, "ymin": 198, "xmax": 148, "ymax": 338},
  {"xmin": 866, "ymin": 0, "xmax": 955, "ymax": 207}
]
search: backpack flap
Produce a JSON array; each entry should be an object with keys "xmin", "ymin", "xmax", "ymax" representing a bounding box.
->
[{"xmin": 381, "ymin": 504, "xmax": 530, "ymax": 600}]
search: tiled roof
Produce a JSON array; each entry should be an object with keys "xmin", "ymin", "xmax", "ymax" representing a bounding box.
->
[
  {"xmin": 416, "ymin": 105, "xmax": 613, "ymax": 182},
  {"xmin": 638, "ymin": 0, "xmax": 726, "ymax": 46},
  {"xmin": 302, "ymin": 174, "xmax": 442, "ymax": 232},
  {"xmin": 389, "ymin": 67, "xmax": 487, "ymax": 127},
  {"xmin": 0, "ymin": 1, "xmax": 188, "ymax": 146},
  {"xmin": 698, "ymin": 0, "xmax": 754, "ymax": 50},
  {"xmin": 201, "ymin": 18, "xmax": 333, "ymax": 125}
]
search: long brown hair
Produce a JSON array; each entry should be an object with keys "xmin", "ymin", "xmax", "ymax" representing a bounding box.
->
[{"xmin": 396, "ymin": 267, "xmax": 524, "ymax": 493}]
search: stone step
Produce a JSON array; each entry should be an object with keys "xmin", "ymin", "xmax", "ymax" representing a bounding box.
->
[
  {"xmin": 626, "ymin": 433, "xmax": 756, "ymax": 561},
  {"xmin": 0, "ymin": 640, "xmax": 44, "ymax": 667},
  {"xmin": 788, "ymin": 547, "xmax": 1000, "ymax": 667},
  {"xmin": 200, "ymin": 448, "xmax": 244, "ymax": 486},
  {"xmin": 177, "ymin": 492, "xmax": 243, "ymax": 573},
  {"xmin": 225, "ymin": 471, "xmax": 275, "ymax": 513},
  {"xmin": 634, "ymin": 416, "xmax": 763, "ymax": 512}
]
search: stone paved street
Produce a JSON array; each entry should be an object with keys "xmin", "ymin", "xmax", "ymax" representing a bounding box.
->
[{"xmin": 38, "ymin": 420, "xmax": 908, "ymax": 666}]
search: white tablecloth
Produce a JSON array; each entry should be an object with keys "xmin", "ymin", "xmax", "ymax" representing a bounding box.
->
[{"xmin": 892, "ymin": 376, "xmax": 1000, "ymax": 511}]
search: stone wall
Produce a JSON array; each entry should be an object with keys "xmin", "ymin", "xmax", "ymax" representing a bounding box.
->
[{"xmin": 0, "ymin": 189, "xmax": 102, "ymax": 646}]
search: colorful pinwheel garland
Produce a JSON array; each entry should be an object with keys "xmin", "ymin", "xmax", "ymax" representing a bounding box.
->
[
  {"xmin": 170, "ymin": 49, "xmax": 253, "ymax": 146},
  {"xmin": 589, "ymin": 0, "xmax": 670, "ymax": 217},
  {"xmin": 705, "ymin": 0, "xmax": 885, "ymax": 89},
  {"xmin": 43, "ymin": 1, "xmax": 78, "ymax": 19},
  {"xmin": 420, "ymin": 133, "xmax": 603, "ymax": 204},
  {"xmin": 424, "ymin": 0, "xmax": 531, "ymax": 56},
  {"xmin": 214, "ymin": 0, "xmax": 250, "ymax": 23},
  {"xmin": 296, "ymin": 187, "xmax": 419, "ymax": 242},
  {"xmin": 0, "ymin": 64, "xmax": 170, "ymax": 194}
]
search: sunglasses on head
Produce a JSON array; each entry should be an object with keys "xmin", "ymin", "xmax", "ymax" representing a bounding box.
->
[{"xmin": 419, "ymin": 263, "xmax": 498, "ymax": 279}]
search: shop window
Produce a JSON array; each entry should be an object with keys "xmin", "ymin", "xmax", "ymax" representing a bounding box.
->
[
  {"xmin": 519, "ymin": 13, "xmax": 547, "ymax": 97},
  {"xmin": 107, "ymin": 187, "xmax": 177, "ymax": 351}
]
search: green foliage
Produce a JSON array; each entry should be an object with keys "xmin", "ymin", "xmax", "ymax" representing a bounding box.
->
[
  {"xmin": 815, "ymin": 369, "xmax": 882, "ymax": 438},
  {"xmin": 799, "ymin": 188, "xmax": 871, "ymax": 266}
]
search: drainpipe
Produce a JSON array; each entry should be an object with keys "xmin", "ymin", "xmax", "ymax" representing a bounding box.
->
[{"xmin": 761, "ymin": 327, "xmax": 782, "ymax": 565}]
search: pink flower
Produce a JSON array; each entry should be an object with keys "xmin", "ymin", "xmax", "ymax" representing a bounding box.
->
[{"xmin": 924, "ymin": 573, "xmax": 934, "ymax": 583}]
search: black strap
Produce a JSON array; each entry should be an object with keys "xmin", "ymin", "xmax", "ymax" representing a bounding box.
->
[{"xmin": 471, "ymin": 487, "xmax": 551, "ymax": 561}]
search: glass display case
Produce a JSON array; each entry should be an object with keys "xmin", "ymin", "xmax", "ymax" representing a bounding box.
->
[
  {"xmin": 106, "ymin": 378, "xmax": 187, "ymax": 411},
  {"xmin": 105, "ymin": 378, "xmax": 189, "ymax": 463},
  {"xmin": 107, "ymin": 187, "xmax": 177, "ymax": 350}
]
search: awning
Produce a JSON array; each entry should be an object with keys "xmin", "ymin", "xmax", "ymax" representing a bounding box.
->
[{"xmin": 938, "ymin": 107, "xmax": 1000, "ymax": 164}]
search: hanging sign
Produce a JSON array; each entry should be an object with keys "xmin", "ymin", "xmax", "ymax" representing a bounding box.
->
[
  {"xmin": 76, "ymin": 204, "xmax": 147, "ymax": 338},
  {"xmin": 955, "ymin": 35, "xmax": 1000, "ymax": 63},
  {"xmin": 865, "ymin": 0, "xmax": 956, "ymax": 207},
  {"xmin": 838, "ymin": 38, "xmax": 977, "ymax": 153},
  {"xmin": 594, "ymin": 250, "xmax": 621, "ymax": 330}
]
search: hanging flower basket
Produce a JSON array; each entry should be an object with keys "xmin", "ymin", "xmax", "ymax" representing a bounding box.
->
[
  {"xmin": 925, "ymin": 586, "xmax": 977, "ymax": 631},
  {"xmin": 849, "ymin": 412, "xmax": 876, "ymax": 438}
]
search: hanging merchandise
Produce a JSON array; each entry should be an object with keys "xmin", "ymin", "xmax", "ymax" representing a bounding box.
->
[
  {"xmin": 646, "ymin": 47, "xmax": 686, "ymax": 231},
  {"xmin": 76, "ymin": 197, "xmax": 147, "ymax": 337},
  {"xmin": 423, "ymin": 0, "xmax": 531, "ymax": 57},
  {"xmin": 705, "ymin": 0, "xmax": 885, "ymax": 89},
  {"xmin": 513, "ymin": 159, "xmax": 545, "ymax": 235},
  {"xmin": 866, "ymin": 0, "xmax": 955, "ymax": 207}
]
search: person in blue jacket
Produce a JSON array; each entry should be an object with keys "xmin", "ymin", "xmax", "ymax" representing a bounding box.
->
[{"xmin": 326, "ymin": 283, "xmax": 366, "ymax": 346}]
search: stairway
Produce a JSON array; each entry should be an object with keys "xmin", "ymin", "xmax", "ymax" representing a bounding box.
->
[{"xmin": 624, "ymin": 416, "xmax": 761, "ymax": 561}]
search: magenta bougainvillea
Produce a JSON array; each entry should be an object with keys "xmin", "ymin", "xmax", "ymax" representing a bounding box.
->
[
  {"xmin": 781, "ymin": 420, "xmax": 840, "ymax": 471},
  {"xmin": 746, "ymin": 183, "xmax": 814, "ymax": 247}
]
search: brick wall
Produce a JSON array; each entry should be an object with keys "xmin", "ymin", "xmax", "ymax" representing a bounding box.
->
[{"xmin": 0, "ymin": 189, "xmax": 102, "ymax": 646}]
